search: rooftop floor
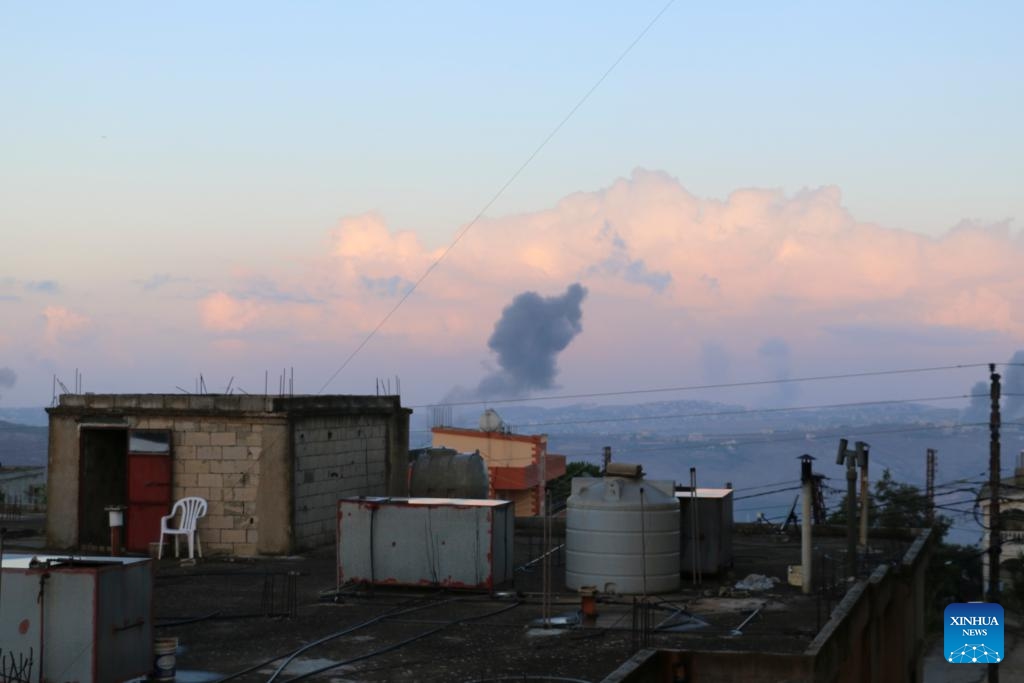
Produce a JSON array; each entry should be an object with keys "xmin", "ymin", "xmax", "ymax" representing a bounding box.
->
[{"xmin": 1, "ymin": 516, "xmax": 913, "ymax": 682}]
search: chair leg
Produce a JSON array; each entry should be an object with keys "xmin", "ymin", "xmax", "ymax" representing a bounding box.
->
[
  {"xmin": 187, "ymin": 532, "xmax": 195, "ymax": 560},
  {"xmin": 174, "ymin": 536, "xmax": 180, "ymax": 559},
  {"xmin": 158, "ymin": 533, "xmax": 164, "ymax": 560},
  {"xmin": 197, "ymin": 533, "xmax": 202, "ymax": 559}
]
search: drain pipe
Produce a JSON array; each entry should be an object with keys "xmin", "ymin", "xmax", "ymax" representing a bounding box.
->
[{"xmin": 799, "ymin": 455, "xmax": 815, "ymax": 595}]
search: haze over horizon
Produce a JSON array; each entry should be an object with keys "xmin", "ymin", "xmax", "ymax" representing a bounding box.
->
[{"xmin": 2, "ymin": 2, "xmax": 1023, "ymax": 411}]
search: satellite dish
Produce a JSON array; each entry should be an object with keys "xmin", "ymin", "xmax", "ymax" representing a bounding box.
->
[{"xmin": 479, "ymin": 409, "xmax": 505, "ymax": 432}]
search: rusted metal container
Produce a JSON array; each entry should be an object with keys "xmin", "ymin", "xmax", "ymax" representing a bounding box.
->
[
  {"xmin": 408, "ymin": 448, "xmax": 489, "ymax": 499},
  {"xmin": 0, "ymin": 554, "xmax": 153, "ymax": 683},
  {"xmin": 337, "ymin": 497, "xmax": 514, "ymax": 590}
]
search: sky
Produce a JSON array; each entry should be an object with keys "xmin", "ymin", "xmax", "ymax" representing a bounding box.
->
[{"xmin": 1, "ymin": 1, "xmax": 1023, "ymax": 411}]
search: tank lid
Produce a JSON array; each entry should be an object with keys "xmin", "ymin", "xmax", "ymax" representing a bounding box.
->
[{"xmin": 605, "ymin": 462, "xmax": 643, "ymax": 478}]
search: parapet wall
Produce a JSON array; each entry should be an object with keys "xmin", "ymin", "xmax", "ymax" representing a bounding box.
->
[{"xmin": 601, "ymin": 529, "xmax": 936, "ymax": 683}]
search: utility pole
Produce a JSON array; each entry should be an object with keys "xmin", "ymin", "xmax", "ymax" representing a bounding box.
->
[
  {"xmin": 926, "ymin": 448, "xmax": 936, "ymax": 526},
  {"xmin": 602, "ymin": 446, "xmax": 612, "ymax": 471},
  {"xmin": 800, "ymin": 454, "xmax": 815, "ymax": 595},
  {"xmin": 988, "ymin": 364, "xmax": 1001, "ymax": 683},
  {"xmin": 836, "ymin": 439, "xmax": 858, "ymax": 578}
]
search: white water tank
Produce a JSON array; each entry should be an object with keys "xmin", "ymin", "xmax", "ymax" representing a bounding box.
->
[{"xmin": 566, "ymin": 468, "xmax": 680, "ymax": 594}]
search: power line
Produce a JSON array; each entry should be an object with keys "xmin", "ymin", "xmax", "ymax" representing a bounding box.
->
[
  {"xmin": 412, "ymin": 363, "xmax": 992, "ymax": 408},
  {"xmin": 316, "ymin": 1, "xmax": 678, "ymax": 394}
]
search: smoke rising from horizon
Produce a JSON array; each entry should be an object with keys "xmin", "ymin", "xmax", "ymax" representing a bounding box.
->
[
  {"xmin": 465, "ymin": 283, "xmax": 588, "ymax": 401},
  {"xmin": 1002, "ymin": 351, "xmax": 1024, "ymax": 419}
]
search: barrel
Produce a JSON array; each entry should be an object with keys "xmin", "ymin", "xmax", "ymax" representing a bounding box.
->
[{"xmin": 153, "ymin": 637, "xmax": 178, "ymax": 681}]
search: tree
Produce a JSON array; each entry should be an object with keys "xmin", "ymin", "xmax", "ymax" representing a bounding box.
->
[
  {"xmin": 546, "ymin": 460, "xmax": 602, "ymax": 506},
  {"xmin": 826, "ymin": 468, "xmax": 951, "ymax": 542}
]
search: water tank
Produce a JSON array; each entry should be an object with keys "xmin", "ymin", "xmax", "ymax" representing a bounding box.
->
[
  {"xmin": 566, "ymin": 471, "xmax": 680, "ymax": 594},
  {"xmin": 408, "ymin": 448, "xmax": 490, "ymax": 499}
]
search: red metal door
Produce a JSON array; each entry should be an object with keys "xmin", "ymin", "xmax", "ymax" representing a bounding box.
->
[{"xmin": 126, "ymin": 430, "xmax": 173, "ymax": 552}]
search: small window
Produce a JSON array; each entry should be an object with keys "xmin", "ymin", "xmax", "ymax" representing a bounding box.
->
[{"xmin": 128, "ymin": 430, "xmax": 171, "ymax": 454}]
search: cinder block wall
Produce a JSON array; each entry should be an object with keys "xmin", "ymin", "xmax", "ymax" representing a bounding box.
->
[
  {"xmin": 135, "ymin": 415, "xmax": 284, "ymax": 557},
  {"xmin": 292, "ymin": 414, "xmax": 390, "ymax": 550}
]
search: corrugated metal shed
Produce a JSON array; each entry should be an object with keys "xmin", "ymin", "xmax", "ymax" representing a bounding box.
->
[
  {"xmin": 0, "ymin": 554, "xmax": 153, "ymax": 683},
  {"xmin": 337, "ymin": 497, "xmax": 514, "ymax": 590},
  {"xmin": 676, "ymin": 487, "xmax": 734, "ymax": 576}
]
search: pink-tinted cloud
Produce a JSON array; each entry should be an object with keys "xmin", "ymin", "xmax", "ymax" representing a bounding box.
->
[
  {"xmin": 192, "ymin": 169, "xmax": 1023, "ymax": 385},
  {"xmin": 42, "ymin": 305, "xmax": 90, "ymax": 346}
]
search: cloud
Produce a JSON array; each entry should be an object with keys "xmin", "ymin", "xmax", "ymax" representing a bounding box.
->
[
  {"xmin": 42, "ymin": 306, "xmax": 90, "ymax": 346},
  {"xmin": 138, "ymin": 273, "xmax": 191, "ymax": 291},
  {"xmin": 186, "ymin": 169, "xmax": 1024, "ymax": 385},
  {"xmin": 199, "ymin": 292, "xmax": 265, "ymax": 333},
  {"xmin": 24, "ymin": 280, "xmax": 60, "ymax": 294},
  {"xmin": 0, "ymin": 367, "xmax": 15, "ymax": 389},
  {"xmin": 588, "ymin": 222, "xmax": 672, "ymax": 293}
]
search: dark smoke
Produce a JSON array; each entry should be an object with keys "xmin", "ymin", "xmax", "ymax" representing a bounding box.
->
[
  {"xmin": 472, "ymin": 283, "xmax": 588, "ymax": 399},
  {"xmin": 1002, "ymin": 351, "xmax": 1024, "ymax": 419},
  {"xmin": 758, "ymin": 338, "xmax": 798, "ymax": 404},
  {"xmin": 963, "ymin": 381, "xmax": 990, "ymax": 422},
  {"xmin": 0, "ymin": 367, "xmax": 15, "ymax": 389}
]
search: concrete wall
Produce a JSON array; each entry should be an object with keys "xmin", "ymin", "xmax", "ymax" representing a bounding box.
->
[
  {"xmin": 292, "ymin": 414, "xmax": 390, "ymax": 550},
  {"xmin": 46, "ymin": 412, "xmax": 80, "ymax": 548},
  {"xmin": 601, "ymin": 530, "xmax": 936, "ymax": 683}
]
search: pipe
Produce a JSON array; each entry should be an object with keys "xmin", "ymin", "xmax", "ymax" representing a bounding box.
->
[
  {"xmin": 729, "ymin": 606, "xmax": 761, "ymax": 636},
  {"xmin": 800, "ymin": 455, "xmax": 813, "ymax": 595}
]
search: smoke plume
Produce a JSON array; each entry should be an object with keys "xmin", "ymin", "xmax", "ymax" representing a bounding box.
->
[
  {"xmin": 1002, "ymin": 351, "xmax": 1024, "ymax": 420},
  {"xmin": 472, "ymin": 283, "xmax": 588, "ymax": 399}
]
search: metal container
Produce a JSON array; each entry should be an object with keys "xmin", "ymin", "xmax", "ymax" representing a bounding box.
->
[
  {"xmin": 566, "ymin": 475, "xmax": 680, "ymax": 594},
  {"xmin": 0, "ymin": 554, "xmax": 153, "ymax": 683},
  {"xmin": 676, "ymin": 487, "xmax": 734, "ymax": 576},
  {"xmin": 408, "ymin": 448, "xmax": 489, "ymax": 499},
  {"xmin": 337, "ymin": 497, "xmax": 514, "ymax": 590}
]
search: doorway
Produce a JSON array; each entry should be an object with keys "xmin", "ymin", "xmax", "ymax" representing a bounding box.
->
[{"xmin": 79, "ymin": 428, "xmax": 128, "ymax": 547}]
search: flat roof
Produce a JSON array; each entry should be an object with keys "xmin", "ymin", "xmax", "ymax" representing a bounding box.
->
[
  {"xmin": 675, "ymin": 487, "xmax": 734, "ymax": 499},
  {"xmin": 1, "ymin": 553, "xmax": 149, "ymax": 569}
]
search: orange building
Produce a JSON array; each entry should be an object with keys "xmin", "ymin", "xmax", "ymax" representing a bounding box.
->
[{"xmin": 430, "ymin": 425, "xmax": 566, "ymax": 516}]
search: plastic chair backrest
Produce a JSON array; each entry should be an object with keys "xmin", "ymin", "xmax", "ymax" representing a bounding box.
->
[{"xmin": 172, "ymin": 496, "xmax": 208, "ymax": 530}]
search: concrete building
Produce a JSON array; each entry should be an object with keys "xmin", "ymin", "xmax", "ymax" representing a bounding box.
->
[
  {"xmin": 46, "ymin": 393, "xmax": 410, "ymax": 556},
  {"xmin": 979, "ymin": 450, "xmax": 1024, "ymax": 593},
  {"xmin": 431, "ymin": 423, "xmax": 566, "ymax": 516},
  {"xmin": 0, "ymin": 465, "xmax": 46, "ymax": 508}
]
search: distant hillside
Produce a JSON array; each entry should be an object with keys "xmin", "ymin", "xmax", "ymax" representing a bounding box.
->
[
  {"xmin": 0, "ymin": 419, "xmax": 48, "ymax": 467},
  {"xmin": 0, "ymin": 407, "xmax": 48, "ymax": 427},
  {"xmin": 424, "ymin": 398, "xmax": 1004, "ymax": 546}
]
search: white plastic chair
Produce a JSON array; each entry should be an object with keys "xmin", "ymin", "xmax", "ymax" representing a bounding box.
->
[{"xmin": 158, "ymin": 496, "xmax": 208, "ymax": 560}]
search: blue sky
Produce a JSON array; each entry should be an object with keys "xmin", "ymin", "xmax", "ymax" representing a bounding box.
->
[{"xmin": 1, "ymin": 2, "xmax": 1023, "ymax": 406}]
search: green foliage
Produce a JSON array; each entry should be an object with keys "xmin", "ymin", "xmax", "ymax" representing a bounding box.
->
[
  {"xmin": 547, "ymin": 460, "xmax": 602, "ymax": 504},
  {"xmin": 826, "ymin": 468, "xmax": 951, "ymax": 543}
]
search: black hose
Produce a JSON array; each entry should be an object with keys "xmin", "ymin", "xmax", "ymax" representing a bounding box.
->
[
  {"xmin": 463, "ymin": 678, "xmax": 593, "ymax": 683},
  {"xmin": 212, "ymin": 596, "xmax": 456, "ymax": 683},
  {"xmin": 281, "ymin": 601, "xmax": 522, "ymax": 683}
]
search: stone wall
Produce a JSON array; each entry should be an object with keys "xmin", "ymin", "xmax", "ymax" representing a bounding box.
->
[{"xmin": 292, "ymin": 414, "xmax": 390, "ymax": 550}]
